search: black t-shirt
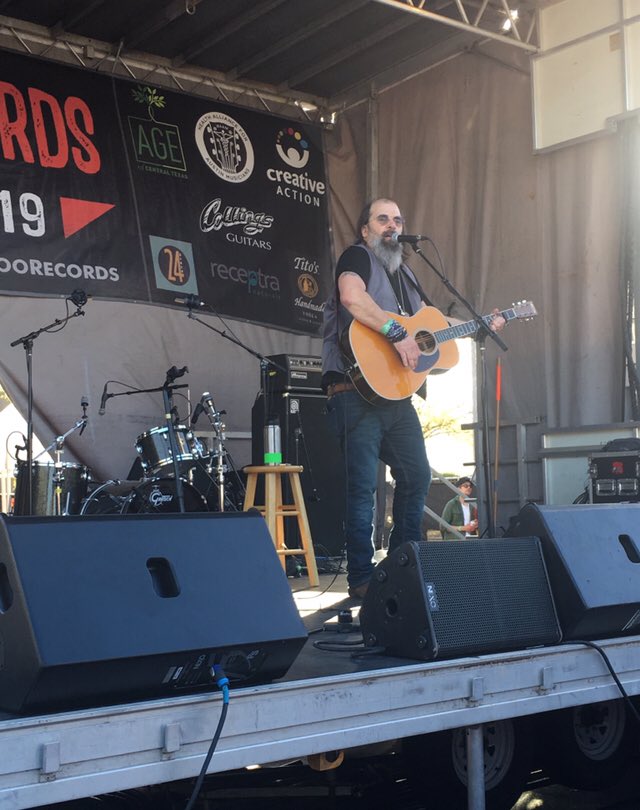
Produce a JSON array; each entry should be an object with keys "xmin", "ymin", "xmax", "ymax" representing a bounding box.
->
[{"xmin": 336, "ymin": 244, "xmax": 415, "ymax": 317}]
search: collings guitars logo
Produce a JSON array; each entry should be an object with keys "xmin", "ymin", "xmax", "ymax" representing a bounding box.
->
[{"xmin": 128, "ymin": 86, "xmax": 187, "ymax": 178}]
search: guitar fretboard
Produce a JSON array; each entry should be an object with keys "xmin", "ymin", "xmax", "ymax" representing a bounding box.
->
[{"xmin": 434, "ymin": 308, "xmax": 517, "ymax": 343}]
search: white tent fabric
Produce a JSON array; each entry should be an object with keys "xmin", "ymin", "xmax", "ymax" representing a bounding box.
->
[{"xmin": 0, "ymin": 299, "xmax": 320, "ymax": 481}]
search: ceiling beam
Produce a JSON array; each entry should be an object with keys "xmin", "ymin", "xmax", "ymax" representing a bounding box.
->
[
  {"xmin": 369, "ymin": 0, "xmax": 538, "ymax": 52},
  {"xmin": 0, "ymin": 15, "xmax": 332, "ymax": 124},
  {"xmin": 284, "ymin": 16, "xmax": 414, "ymax": 90},
  {"xmin": 229, "ymin": 0, "xmax": 370, "ymax": 80},
  {"xmin": 173, "ymin": 0, "xmax": 288, "ymax": 67},
  {"xmin": 126, "ymin": 0, "xmax": 206, "ymax": 49}
]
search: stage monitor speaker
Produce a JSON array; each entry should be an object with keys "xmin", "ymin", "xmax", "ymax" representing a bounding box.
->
[
  {"xmin": 252, "ymin": 392, "xmax": 346, "ymax": 556},
  {"xmin": 0, "ymin": 511, "xmax": 307, "ymax": 714},
  {"xmin": 506, "ymin": 502, "xmax": 640, "ymax": 640},
  {"xmin": 360, "ymin": 539, "xmax": 561, "ymax": 661}
]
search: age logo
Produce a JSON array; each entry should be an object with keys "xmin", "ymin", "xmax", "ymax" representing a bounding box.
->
[
  {"xmin": 276, "ymin": 127, "xmax": 310, "ymax": 169},
  {"xmin": 195, "ymin": 112, "xmax": 254, "ymax": 183},
  {"xmin": 149, "ymin": 235, "xmax": 199, "ymax": 295},
  {"xmin": 128, "ymin": 86, "xmax": 187, "ymax": 176}
]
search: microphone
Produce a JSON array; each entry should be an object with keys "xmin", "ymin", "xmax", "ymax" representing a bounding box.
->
[
  {"xmin": 166, "ymin": 365, "xmax": 189, "ymax": 383},
  {"xmin": 391, "ymin": 233, "xmax": 428, "ymax": 244},
  {"xmin": 191, "ymin": 402, "xmax": 205, "ymax": 425},
  {"xmin": 98, "ymin": 383, "xmax": 108, "ymax": 416},
  {"xmin": 69, "ymin": 288, "xmax": 88, "ymax": 307},
  {"xmin": 174, "ymin": 294, "xmax": 205, "ymax": 308},
  {"xmin": 201, "ymin": 392, "xmax": 215, "ymax": 414}
]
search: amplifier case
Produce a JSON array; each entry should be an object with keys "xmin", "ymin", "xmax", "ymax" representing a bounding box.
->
[
  {"xmin": 0, "ymin": 511, "xmax": 307, "ymax": 713},
  {"xmin": 588, "ymin": 451, "xmax": 640, "ymax": 503},
  {"xmin": 360, "ymin": 538, "xmax": 561, "ymax": 661},
  {"xmin": 265, "ymin": 354, "xmax": 322, "ymax": 393}
]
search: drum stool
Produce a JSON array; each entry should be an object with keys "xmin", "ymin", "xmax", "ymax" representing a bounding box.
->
[{"xmin": 243, "ymin": 464, "xmax": 319, "ymax": 587}]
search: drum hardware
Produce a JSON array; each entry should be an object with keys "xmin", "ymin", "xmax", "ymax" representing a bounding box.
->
[
  {"xmin": 191, "ymin": 391, "xmax": 246, "ymax": 511},
  {"xmin": 97, "ymin": 366, "xmax": 191, "ymax": 513},
  {"xmin": 9, "ymin": 289, "xmax": 88, "ymax": 514},
  {"xmin": 13, "ymin": 397, "xmax": 92, "ymax": 516}
]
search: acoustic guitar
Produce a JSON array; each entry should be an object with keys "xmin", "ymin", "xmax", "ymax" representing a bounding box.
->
[{"xmin": 341, "ymin": 301, "xmax": 537, "ymax": 404}]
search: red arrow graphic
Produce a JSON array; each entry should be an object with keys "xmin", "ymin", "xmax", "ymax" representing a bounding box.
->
[{"xmin": 60, "ymin": 197, "xmax": 115, "ymax": 238}]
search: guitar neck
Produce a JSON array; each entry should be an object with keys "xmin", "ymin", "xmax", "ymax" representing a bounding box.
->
[{"xmin": 435, "ymin": 308, "xmax": 516, "ymax": 343}]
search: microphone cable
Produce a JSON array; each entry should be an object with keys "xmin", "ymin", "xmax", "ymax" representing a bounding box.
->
[{"xmin": 183, "ymin": 665, "xmax": 230, "ymax": 810}]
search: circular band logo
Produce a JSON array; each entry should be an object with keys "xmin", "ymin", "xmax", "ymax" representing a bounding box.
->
[
  {"xmin": 195, "ymin": 112, "xmax": 254, "ymax": 183},
  {"xmin": 297, "ymin": 273, "xmax": 318, "ymax": 298},
  {"xmin": 157, "ymin": 245, "xmax": 191, "ymax": 286},
  {"xmin": 276, "ymin": 127, "xmax": 310, "ymax": 169}
]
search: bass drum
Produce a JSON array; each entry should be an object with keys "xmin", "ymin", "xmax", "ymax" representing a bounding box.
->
[{"xmin": 80, "ymin": 478, "xmax": 208, "ymax": 515}]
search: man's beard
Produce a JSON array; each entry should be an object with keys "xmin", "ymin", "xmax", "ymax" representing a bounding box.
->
[{"xmin": 369, "ymin": 234, "xmax": 403, "ymax": 273}]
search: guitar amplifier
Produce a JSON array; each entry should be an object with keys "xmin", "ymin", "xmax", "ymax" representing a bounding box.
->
[
  {"xmin": 588, "ymin": 451, "xmax": 640, "ymax": 503},
  {"xmin": 265, "ymin": 354, "xmax": 322, "ymax": 393}
]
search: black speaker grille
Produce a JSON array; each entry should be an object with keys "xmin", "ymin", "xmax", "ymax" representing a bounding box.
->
[{"xmin": 417, "ymin": 539, "xmax": 560, "ymax": 655}]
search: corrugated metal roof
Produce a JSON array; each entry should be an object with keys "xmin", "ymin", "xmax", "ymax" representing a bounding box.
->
[{"xmin": 0, "ymin": 0, "xmax": 541, "ymax": 122}]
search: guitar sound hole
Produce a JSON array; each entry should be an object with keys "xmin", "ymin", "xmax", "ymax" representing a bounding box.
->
[{"xmin": 415, "ymin": 330, "xmax": 436, "ymax": 354}]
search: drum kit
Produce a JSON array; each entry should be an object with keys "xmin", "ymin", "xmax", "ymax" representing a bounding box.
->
[{"xmin": 11, "ymin": 376, "xmax": 245, "ymax": 518}]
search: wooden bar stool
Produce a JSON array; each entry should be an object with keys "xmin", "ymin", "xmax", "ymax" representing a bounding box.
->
[{"xmin": 243, "ymin": 464, "xmax": 319, "ymax": 587}]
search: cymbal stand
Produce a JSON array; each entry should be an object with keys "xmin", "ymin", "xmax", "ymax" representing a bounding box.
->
[
  {"xmin": 200, "ymin": 393, "xmax": 227, "ymax": 511},
  {"xmin": 36, "ymin": 403, "xmax": 90, "ymax": 516}
]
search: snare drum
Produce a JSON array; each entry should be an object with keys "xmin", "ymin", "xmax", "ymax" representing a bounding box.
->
[
  {"xmin": 135, "ymin": 425, "xmax": 199, "ymax": 476},
  {"xmin": 80, "ymin": 478, "xmax": 208, "ymax": 515},
  {"xmin": 13, "ymin": 460, "xmax": 90, "ymax": 516}
]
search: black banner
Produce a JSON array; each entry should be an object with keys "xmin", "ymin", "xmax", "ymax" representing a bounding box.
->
[{"xmin": 0, "ymin": 51, "xmax": 331, "ymax": 333}]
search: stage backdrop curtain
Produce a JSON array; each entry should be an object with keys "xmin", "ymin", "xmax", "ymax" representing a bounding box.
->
[{"xmin": 327, "ymin": 48, "xmax": 624, "ymax": 431}]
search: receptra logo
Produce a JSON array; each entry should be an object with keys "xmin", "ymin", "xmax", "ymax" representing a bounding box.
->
[
  {"xmin": 149, "ymin": 235, "xmax": 198, "ymax": 295},
  {"xmin": 276, "ymin": 127, "xmax": 310, "ymax": 169},
  {"xmin": 128, "ymin": 86, "xmax": 187, "ymax": 178},
  {"xmin": 195, "ymin": 112, "xmax": 254, "ymax": 183}
]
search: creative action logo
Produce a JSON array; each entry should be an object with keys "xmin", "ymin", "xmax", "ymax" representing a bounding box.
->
[{"xmin": 275, "ymin": 127, "xmax": 309, "ymax": 169}]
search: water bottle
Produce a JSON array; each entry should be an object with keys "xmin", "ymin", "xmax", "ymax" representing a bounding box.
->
[{"xmin": 263, "ymin": 420, "xmax": 282, "ymax": 465}]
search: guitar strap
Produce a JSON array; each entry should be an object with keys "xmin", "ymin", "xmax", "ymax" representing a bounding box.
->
[
  {"xmin": 383, "ymin": 265, "xmax": 434, "ymax": 314},
  {"xmin": 399, "ymin": 265, "xmax": 434, "ymax": 308}
]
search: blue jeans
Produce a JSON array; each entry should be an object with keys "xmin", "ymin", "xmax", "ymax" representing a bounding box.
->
[{"xmin": 326, "ymin": 391, "xmax": 431, "ymax": 588}]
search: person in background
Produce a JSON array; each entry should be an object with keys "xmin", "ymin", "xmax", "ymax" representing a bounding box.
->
[{"xmin": 440, "ymin": 476, "xmax": 478, "ymax": 539}]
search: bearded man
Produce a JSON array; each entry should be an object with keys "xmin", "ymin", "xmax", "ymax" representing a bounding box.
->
[{"xmin": 321, "ymin": 198, "xmax": 432, "ymax": 599}]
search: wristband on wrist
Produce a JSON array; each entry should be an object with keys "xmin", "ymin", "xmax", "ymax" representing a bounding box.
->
[
  {"xmin": 385, "ymin": 321, "xmax": 409, "ymax": 343},
  {"xmin": 380, "ymin": 319, "xmax": 395, "ymax": 336}
]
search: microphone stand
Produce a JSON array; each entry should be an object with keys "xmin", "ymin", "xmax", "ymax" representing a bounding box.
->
[
  {"xmin": 409, "ymin": 243, "xmax": 507, "ymax": 537},
  {"xmin": 9, "ymin": 301, "xmax": 86, "ymax": 515},
  {"xmin": 162, "ymin": 381, "xmax": 186, "ymax": 514},
  {"xmin": 182, "ymin": 303, "xmax": 287, "ymax": 461}
]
